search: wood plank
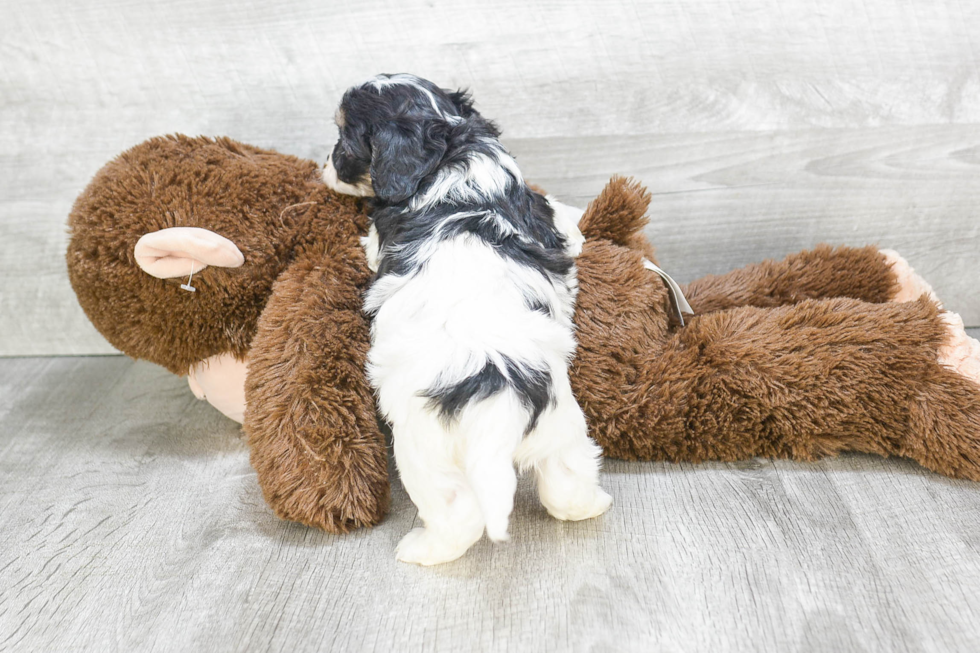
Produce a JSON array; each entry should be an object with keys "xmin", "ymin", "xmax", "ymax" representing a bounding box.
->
[
  {"xmin": 2, "ymin": 356, "xmax": 980, "ymax": 651},
  {"xmin": 2, "ymin": 0, "xmax": 979, "ymax": 349},
  {"xmin": 2, "ymin": 0, "xmax": 978, "ymax": 142},
  {"xmin": 509, "ymin": 126, "xmax": 980, "ymax": 323}
]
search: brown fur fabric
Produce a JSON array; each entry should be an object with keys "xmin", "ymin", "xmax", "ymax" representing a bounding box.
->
[
  {"xmin": 571, "ymin": 178, "xmax": 980, "ymax": 480},
  {"xmin": 682, "ymin": 244, "xmax": 900, "ymax": 314},
  {"xmin": 244, "ymin": 188, "xmax": 389, "ymax": 532},
  {"xmin": 67, "ymin": 135, "xmax": 323, "ymax": 375},
  {"xmin": 67, "ymin": 137, "xmax": 980, "ymax": 534},
  {"xmin": 578, "ymin": 175, "xmax": 658, "ymax": 261}
]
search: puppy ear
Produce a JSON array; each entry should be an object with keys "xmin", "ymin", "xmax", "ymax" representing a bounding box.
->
[
  {"xmin": 369, "ymin": 121, "xmax": 448, "ymax": 203},
  {"xmin": 134, "ymin": 227, "xmax": 244, "ymax": 279},
  {"xmin": 448, "ymin": 90, "xmax": 500, "ymax": 138},
  {"xmin": 449, "ymin": 89, "xmax": 476, "ymax": 118}
]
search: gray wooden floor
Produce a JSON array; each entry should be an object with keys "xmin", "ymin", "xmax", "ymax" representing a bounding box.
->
[{"xmin": 2, "ymin": 355, "xmax": 980, "ymax": 652}]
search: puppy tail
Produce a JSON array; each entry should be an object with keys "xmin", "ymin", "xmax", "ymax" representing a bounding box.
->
[
  {"xmin": 458, "ymin": 393, "xmax": 527, "ymax": 543},
  {"xmin": 467, "ymin": 449, "xmax": 515, "ymax": 543},
  {"xmin": 483, "ymin": 508, "xmax": 512, "ymax": 543}
]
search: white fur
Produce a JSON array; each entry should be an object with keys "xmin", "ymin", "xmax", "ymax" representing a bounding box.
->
[
  {"xmin": 361, "ymin": 224, "xmax": 381, "ymax": 273},
  {"xmin": 546, "ymin": 196, "xmax": 585, "ymax": 257},
  {"xmin": 409, "ymin": 150, "xmax": 517, "ymax": 211},
  {"xmin": 367, "ymin": 74, "xmax": 464, "ymax": 124},
  {"xmin": 367, "ymin": 233, "xmax": 611, "ymax": 566}
]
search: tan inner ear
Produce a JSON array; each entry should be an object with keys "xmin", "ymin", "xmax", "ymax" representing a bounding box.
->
[{"xmin": 134, "ymin": 227, "xmax": 245, "ymax": 279}]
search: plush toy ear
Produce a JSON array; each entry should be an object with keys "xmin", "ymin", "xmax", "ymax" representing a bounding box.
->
[
  {"xmin": 369, "ymin": 121, "xmax": 448, "ymax": 203},
  {"xmin": 134, "ymin": 227, "xmax": 245, "ymax": 279}
]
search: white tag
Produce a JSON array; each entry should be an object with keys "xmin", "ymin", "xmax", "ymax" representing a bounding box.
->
[
  {"xmin": 180, "ymin": 264, "xmax": 197, "ymax": 292},
  {"xmin": 643, "ymin": 259, "xmax": 693, "ymax": 326}
]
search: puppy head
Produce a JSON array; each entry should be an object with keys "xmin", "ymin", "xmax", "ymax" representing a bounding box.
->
[{"xmin": 323, "ymin": 74, "xmax": 484, "ymax": 203}]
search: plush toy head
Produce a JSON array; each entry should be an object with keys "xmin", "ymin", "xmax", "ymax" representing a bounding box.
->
[
  {"xmin": 66, "ymin": 135, "xmax": 329, "ymax": 375},
  {"xmin": 67, "ymin": 136, "xmax": 389, "ymax": 531}
]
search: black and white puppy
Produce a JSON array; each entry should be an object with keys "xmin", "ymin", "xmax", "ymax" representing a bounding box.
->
[{"xmin": 324, "ymin": 73, "xmax": 611, "ymax": 566}]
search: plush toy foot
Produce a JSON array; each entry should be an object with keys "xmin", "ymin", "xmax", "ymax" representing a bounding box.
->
[
  {"xmin": 395, "ymin": 527, "xmax": 481, "ymax": 566},
  {"xmin": 938, "ymin": 311, "xmax": 980, "ymax": 386},
  {"xmin": 881, "ymin": 249, "xmax": 940, "ymax": 304}
]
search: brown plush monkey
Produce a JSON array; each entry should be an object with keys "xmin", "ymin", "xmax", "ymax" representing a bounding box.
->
[{"xmin": 67, "ymin": 135, "xmax": 980, "ymax": 533}]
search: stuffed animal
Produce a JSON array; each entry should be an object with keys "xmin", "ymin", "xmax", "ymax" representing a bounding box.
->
[{"xmin": 67, "ymin": 135, "xmax": 980, "ymax": 533}]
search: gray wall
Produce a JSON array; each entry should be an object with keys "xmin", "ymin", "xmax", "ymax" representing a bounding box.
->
[{"xmin": 2, "ymin": 0, "xmax": 979, "ymax": 355}]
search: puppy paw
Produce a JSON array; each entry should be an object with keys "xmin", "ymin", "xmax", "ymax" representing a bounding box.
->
[
  {"xmin": 395, "ymin": 527, "xmax": 472, "ymax": 566},
  {"xmin": 484, "ymin": 516, "xmax": 511, "ymax": 543},
  {"xmin": 938, "ymin": 311, "xmax": 980, "ymax": 387},
  {"xmin": 546, "ymin": 487, "xmax": 613, "ymax": 522},
  {"xmin": 881, "ymin": 249, "xmax": 940, "ymax": 304}
]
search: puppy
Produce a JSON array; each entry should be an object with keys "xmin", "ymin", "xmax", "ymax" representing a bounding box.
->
[{"xmin": 324, "ymin": 73, "xmax": 611, "ymax": 565}]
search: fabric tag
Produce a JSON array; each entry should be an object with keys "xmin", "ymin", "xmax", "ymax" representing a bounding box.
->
[{"xmin": 642, "ymin": 259, "xmax": 694, "ymax": 326}]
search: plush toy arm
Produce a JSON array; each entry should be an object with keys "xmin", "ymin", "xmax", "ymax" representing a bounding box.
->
[
  {"xmin": 680, "ymin": 244, "xmax": 902, "ymax": 315},
  {"xmin": 592, "ymin": 295, "xmax": 980, "ymax": 481},
  {"xmin": 244, "ymin": 246, "xmax": 389, "ymax": 533}
]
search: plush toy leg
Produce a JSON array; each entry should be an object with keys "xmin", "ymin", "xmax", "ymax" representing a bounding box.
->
[
  {"xmin": 594, "ymin": 296, "xmax": 980, "ymax": 481},
  {"xmin": 244, "ymin": 248, "xmax": 389, "ymax": 533},
  {"xmin": 681, "ymin": 244, "xmax": 910, "ymax": 314}
]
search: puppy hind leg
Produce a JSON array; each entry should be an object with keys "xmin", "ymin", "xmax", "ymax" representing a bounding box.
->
[
  {"xmin": 458, "ymin": 391, "xmax": 527, "ymax": 542},
  {"xmin": 392, "ymin": 409, "xmax": 485, "ymax": 566},
  {"xmin": 518, "ymin": 381, "xmax": 612, "ymax": 522}
]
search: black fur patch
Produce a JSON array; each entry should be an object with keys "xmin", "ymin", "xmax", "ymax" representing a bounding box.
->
[
  {"xmin": 526, "ymin": 297, "xmax": 555, "ymax": 318},
  {"xmin": 423, "ymin": 358, "xmax": 555, "ymax": 433}
]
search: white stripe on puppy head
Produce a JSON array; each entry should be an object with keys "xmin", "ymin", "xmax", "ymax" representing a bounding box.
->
[{"xmin": 366, "ymin": 73, "xmax": 463, "ymax": 124}]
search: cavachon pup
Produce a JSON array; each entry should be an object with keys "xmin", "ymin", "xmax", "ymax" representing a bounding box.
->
[{"xmin": 323, "ymin": 73, "xmax": 612, "ymax": 565}]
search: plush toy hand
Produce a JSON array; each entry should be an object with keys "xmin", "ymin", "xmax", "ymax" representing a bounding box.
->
[{"xmin": 187, "ymin": 353, "xmax": 249, "ymax": 423}]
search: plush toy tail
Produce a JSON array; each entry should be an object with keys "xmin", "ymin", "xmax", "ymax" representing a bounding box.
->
[{"xmin": 578, "ymin": 176, "xmax": 655, "ymax": 259}]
